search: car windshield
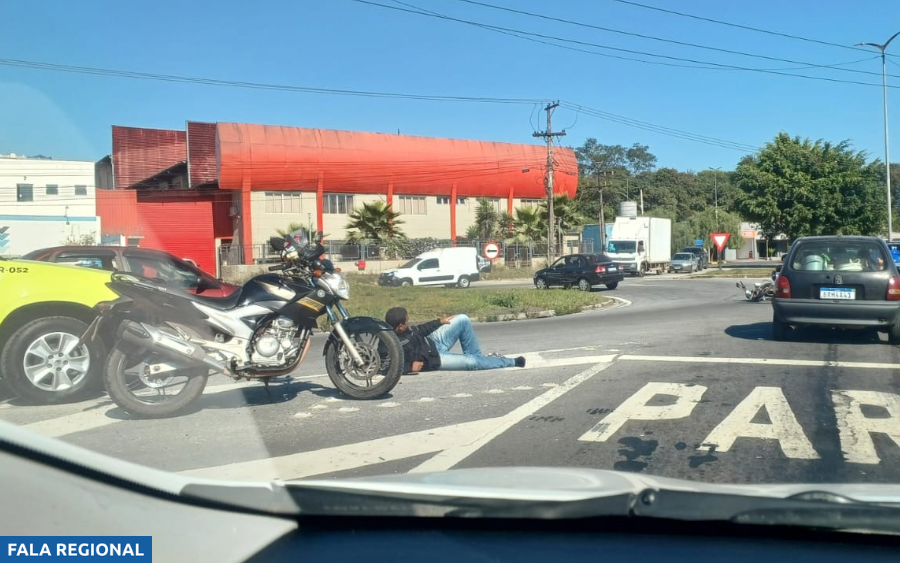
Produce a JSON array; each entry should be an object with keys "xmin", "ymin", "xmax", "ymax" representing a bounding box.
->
[
  {"xmin": 8, "ymin": 1, "xmax": 900, "ymax": 544},
  {"xmin": 607, "ymin": 240, "xmax": 636, "ymax": 253},
  {"xmin": 791, "ymin": 241, "xmax": 887, "ymax": 271},
  {"xmin": 400, "ymin": 258, "xmax": 420, "ymax": 269}
]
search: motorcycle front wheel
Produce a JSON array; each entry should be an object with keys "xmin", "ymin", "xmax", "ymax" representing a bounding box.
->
[
  {"xmin": 326, "ymin": 329, "xmax": 403, "ymax": 400},
  {"xmin": 104, "ymin": 342, "xmax": 209, "ymax": 418}
]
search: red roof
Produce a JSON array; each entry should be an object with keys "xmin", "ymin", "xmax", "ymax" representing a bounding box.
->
[
  {"xmin": 215, "ymin": 123, "xmax": 577, "ymax": 198},
  {"xmin": 112, "ymin": 126, "xmax": 186, "ymax": 189}
]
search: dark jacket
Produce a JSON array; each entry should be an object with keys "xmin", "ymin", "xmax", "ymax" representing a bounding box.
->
[{"xmin": 397, "ymin": 319, "xmax": 442, "ymax": 373}]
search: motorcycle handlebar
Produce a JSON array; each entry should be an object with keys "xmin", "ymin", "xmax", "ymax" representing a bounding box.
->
[{"xmin": 268, "ymin": 264, "xmax": 284, "ymax": 272}]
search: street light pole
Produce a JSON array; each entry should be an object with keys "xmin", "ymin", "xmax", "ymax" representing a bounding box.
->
[
  {"xmin": 708, "ymin": 167, "xmax": 722, "ymax": 222},
  {"xmin": 859, "ymin": 31, "xmax": 900, "ymax": 241}
]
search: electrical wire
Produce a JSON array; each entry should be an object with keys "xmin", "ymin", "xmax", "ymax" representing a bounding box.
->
[
  {"xmin": 0, "ymin": 58, "xmax": 544, "ymax": 105},
  {"xmin": 444, "ymin": 0, "xmax": 898, "ymax": 79},
  {"xmin": 345, "ymin": 0, "xmax": 900, "ymax": 89},
  {"xmin": 605, "ymin": 0, "xmax": 883, "ymax": 56}
]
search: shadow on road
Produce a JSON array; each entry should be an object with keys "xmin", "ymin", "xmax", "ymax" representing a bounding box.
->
[
  {"xmin": 725, "ymin": 322, "xmax": 882, "ymax": 344},
  {"xmin": 103, "ymin": 377, "xmax": 395, "ymax": 420}
]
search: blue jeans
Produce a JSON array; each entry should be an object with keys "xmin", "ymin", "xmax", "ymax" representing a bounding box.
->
[{"xmin": 427, "ymin": 315, "xmax": 516, "ymax": 371}]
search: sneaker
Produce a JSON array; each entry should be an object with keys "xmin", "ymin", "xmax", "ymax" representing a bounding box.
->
[{"xmin": 515, "ymin": 356, "xmax": 526, "ymax": 368}]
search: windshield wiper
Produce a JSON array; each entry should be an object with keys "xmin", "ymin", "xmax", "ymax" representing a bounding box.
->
[{"xmin": 266, "ymin": 484, "xmax": 900, "ymax": 536}]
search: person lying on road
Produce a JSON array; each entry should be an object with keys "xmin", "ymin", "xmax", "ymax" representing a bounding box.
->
[{"xmin": 385, "ymin": 307, "xmax": 526, "ymax": 374}]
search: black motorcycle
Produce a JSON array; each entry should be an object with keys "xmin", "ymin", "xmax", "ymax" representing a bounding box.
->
[{"xmin": 81, "ymin": 230, "xmax": 403, "ymax": 418}]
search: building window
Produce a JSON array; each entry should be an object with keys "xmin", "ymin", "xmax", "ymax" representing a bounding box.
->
[
  {"xmin": 437, "ymin": 196, "xmax": 467, "ymax": 205},
  {"xmin": 324, "ymin": 194, "xmax": 354, "ymax": 214},
  {"xmin": 264, "ymin": 191, "xmax": 302, "ymax": 214},
  {"xmin": 16, "ymin": 184, "xmax": 33, "ymax": 202},
  {"xmin": 74, "ymin": 185, "xmax": 88, "ymax": 196},
  {"xmin": 519, "ymin": 199, "xmax": 541, "ymax": 210},
  {"xmin": 45, "ymin": 184, "xmax": 59, "ymax": 196},
  {"xmin": 398, "ymin": 195, "xmax": 427, "ymax": 215}
]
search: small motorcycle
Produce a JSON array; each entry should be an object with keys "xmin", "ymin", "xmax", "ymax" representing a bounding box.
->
[
  {"xmin": 736, "ymin": 279, "xmax": 775, "ymax": 302},
  {"xmin": 81, "ymin": 230, "xmax": 403, "ymax": 418}
]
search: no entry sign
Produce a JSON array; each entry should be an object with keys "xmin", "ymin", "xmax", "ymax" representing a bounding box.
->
[
  {"xmin": 711, "ymin": 233, "xmax": 731, "ymax": 254},
  {"xmin": 484, "ymin": 241, "xmax": 501, "ymax": 261}
]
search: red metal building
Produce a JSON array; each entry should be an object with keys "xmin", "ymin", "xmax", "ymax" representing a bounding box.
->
[{"xmin": 97, "ymin": 121, "xmax": 578, "ymax": 271}]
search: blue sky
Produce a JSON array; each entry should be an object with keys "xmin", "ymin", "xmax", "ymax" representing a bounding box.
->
[{"xmin": 1, "ymin": 0, "xmax": 899, "ymax": 171}]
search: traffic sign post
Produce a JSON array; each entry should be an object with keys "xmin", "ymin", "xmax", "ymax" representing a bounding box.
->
[
  {"xmin": 711, "ymin": 233, "xmax": 730, "ymax": 270},
  {"xmin": 483, "ymin": 241, "xmax": 501, "ymax": 262}
]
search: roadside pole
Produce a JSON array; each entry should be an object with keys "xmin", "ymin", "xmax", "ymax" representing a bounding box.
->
[{"xmin": 533, "ymin": 101, "xmax": 565, "ymax": 265}]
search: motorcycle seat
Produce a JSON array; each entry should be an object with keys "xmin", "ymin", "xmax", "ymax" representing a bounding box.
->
[{"xmin": 175, "ymin": 288, "xmax": 243, "ymax": 310}]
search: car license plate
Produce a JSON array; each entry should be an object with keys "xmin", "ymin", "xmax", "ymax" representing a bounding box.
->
[{"xmin": 820, "ymin": 288, "xmax": 855, "ymax": 300}]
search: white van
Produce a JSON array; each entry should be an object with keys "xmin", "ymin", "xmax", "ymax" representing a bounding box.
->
[{"xmin": 379, "ymin": 247, "xmax": 482, "ymax": 288}]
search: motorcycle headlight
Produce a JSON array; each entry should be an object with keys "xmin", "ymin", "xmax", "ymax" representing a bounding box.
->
[{"xmin": 320, "ymin": 272, "xmax": 351, "ymax": 300}]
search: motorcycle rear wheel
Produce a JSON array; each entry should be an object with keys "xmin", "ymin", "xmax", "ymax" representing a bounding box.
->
[
  {"xmin": 326, "ymin": 329, "xmax": 403, "ymax": 400},
  {"xmin": 104, "ymin": 342, "xmax": 209, "ymax": 418}
]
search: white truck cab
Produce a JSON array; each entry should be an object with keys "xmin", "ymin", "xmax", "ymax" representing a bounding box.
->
[{"xmin": 378, "ymin": 247, "xmax": 483, "ymax": 288}]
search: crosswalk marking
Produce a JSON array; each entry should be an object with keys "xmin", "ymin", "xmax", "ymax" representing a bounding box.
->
[{"xmin": 620, "ymin": 354, "xmax": 900, "ymax": 370}]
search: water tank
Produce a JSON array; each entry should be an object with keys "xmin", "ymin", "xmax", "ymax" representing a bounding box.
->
[{"xmin": 619, "ymin": 201, "xmax": 638, "ymax": 218}]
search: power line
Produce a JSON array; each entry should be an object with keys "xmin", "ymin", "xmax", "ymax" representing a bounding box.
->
[
  {"xmin": 605, "ymin": 0, "xmax": 880, "ymax": 55},
  {"xmin": 561, "ymin": 102, "xmax": 757, "ymax": 152},
  {"xmin": 445, "ymin": 0, "xmax": 897, "ymax": 79},
  {"xmin": 345, "ymin": 0, "xmax": 900, "ymax": 89},
  {"xmin": 0, "ymin": 58, "xmax": 544, "ymax": 105}
]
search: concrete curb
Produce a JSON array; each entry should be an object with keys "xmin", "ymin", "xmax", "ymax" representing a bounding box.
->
[{"xmin": 470, "ymin": 294, "xmax": 628, "ymax": 323}]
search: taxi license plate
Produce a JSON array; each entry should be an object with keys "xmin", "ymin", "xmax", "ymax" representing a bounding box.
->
[{"xmin": 820, "ymin": 288, "xmax": 855, "ymax": 300}]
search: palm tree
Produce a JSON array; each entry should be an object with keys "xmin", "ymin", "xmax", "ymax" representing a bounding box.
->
[
  {"xmin": 538, "ymin": 195, "xmax": 587, "ymax": 233},
  {"xmin": 472, "ymin": 198, "xmax": 499, "ymax": 240},
  {"xmin": 345, "ymin": 201, "xmax": 405, "ymax": 243},
  {"xmin": 465, "ymin": 224, "xmax": 481, "ymax": 241},
  {"xmin": 275, "ymin": 222, "xmax": 310, "ymax": 239},
  {"xmin": 512, "ymin": 207, "xmax": 546, "ymax": 242}
]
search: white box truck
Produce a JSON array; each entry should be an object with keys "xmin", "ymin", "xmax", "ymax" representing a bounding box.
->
[
  {"xmin": 378, "ymin": 247, "xmax": 483, "ymax": 288},
  {"xmin": 605, "ymin": 216, "xmax": 672, "ymax": 276}
]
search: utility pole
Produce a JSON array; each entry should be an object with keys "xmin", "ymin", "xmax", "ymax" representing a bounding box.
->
[
  {"xmin": 534, "ymin": 101, "xmax": 565, "ymax": 264},
  {"xmin": 858, "ymin": 31, "xmax": 900, "ymax": 240}
]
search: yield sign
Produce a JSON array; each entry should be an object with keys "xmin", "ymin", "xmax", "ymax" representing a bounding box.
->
[{"xmin": 711, "ymin": 232, "xmax": 731, "ymax": 254}]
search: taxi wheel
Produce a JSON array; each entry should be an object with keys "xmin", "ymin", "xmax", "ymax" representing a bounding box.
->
[{"xmin": 1, "ymin": 316, "xmax": 103, "ymax": 404}]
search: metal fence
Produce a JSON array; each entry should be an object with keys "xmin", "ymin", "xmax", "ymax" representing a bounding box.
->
[{"xmin": 218, "ymin": 238, "xmax": 596, "ymax": 272}]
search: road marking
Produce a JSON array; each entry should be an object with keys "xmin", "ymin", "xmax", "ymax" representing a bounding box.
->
[
  {"xmin": 833, "ymin": 390, "xmax": 900, "ymax": 464},
  {"xmin": 181, "ymin": 417, "xmax": 504, "ymax": 480},
  {"xmin": 578, "ymin": 382, "xmax": 707, "ymax": 443},
  {"xmin": 293, "ymin": 412, "xmax": 312, "ymax": 419},
  {"xmin": 621, "ymin": 354, "xmax": 900, "ymax": 370},
  {"xmin": 409, "ymin": 358, "xmax": 616, "ymax": 474},
  {"xmin": 700, "ymin": 386, "xmax": 819, "ymax": 459},
  {"xmin": 338, "ymin": 407, "xmax": 359, "ymax": 413},
  {"xmin": 487, "ymin": 389, "xmax": 505, "ymax": 394},
  {"xmin": 377, "ymin": 401, "xmax": 400, "ymax": 408},
  {"xmin": 451, "ymin": 393, "xmax": 472, "ymax": 398}
]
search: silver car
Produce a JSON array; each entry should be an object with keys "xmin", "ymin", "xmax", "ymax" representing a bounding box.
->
[{"xmin": 670, "ymin": 252, "xmax": 699, "ymax": 273}]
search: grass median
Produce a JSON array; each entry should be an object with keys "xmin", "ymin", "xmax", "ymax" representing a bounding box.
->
[
  {"xmin": 338, "ymin": 274, "xmax": 610, "ymax": 324},
  {"xmin": 690, "ymin": 267, "xmax": 775, "ymax": 278}
]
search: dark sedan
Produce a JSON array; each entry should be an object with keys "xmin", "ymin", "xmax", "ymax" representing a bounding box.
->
[
  {"xmin": 534, "ymin": 253, "xmax": 625, "ymax": 291},
  {"xmin": 772, "ymin": 236, "xmax": 900, "ymax": 343},
  {"xmin": 22, "ymin": 246, "xmax": 238, "ymax": 297}
]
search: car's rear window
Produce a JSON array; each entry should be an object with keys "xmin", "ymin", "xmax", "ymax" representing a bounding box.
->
[{"xmin": 790, "ymin": 241, "xmax": 888, "ymax": 272}]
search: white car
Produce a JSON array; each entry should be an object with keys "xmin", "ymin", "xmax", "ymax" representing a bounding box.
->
[{"xmin": 378, "ymin": 247, "xmax": 483, "ymax": 288}]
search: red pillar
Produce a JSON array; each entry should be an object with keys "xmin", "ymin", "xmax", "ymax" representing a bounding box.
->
[
  {"xmin": 508, "ymin": 185, "xmax": 514, "ymax": 216},
  {"xmin": 241, "ymin": 180, "xmax": 253, "ymax": 265},
  {"xmin": 450, "ymin": 183, "xmax": 458, "ymax": 245},
  {"xmin": 316, "ymin": 172, "xmax": 324, "ymax": 233},
  {"xmin": 386, "ymin": 182, "xmax": 394, "ymax": 208}
]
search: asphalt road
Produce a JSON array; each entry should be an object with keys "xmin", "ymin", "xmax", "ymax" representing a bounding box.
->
[{"xmin": 5, "ymin": 274, "xmax": 900, "ymax": 486}]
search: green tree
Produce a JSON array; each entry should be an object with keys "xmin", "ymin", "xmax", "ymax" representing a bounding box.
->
[
  {"xmin": 512, "ymin": 206, "xmax": 546, "ymax": 242},
  {"xmin": 345, "ymin": 201, "xmax": 405, "ymax": 243},
  {"xmin": 735, "ymin": 133, "xmax": 885, "ymax": 240},
  {"xmin": 275, "ymin": 222, "xmax": 310, "ymax": 239},
  {"xmin": 472, "ymin": 198, "xmax": 500, "ymax": 240},
  {"xmin": 539, "ymin": 195, "xmax": 587, "ymax": 233}
]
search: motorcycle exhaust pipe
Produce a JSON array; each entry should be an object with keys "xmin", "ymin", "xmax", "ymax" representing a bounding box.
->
[{"xmin": 120, "ymin": 321, "xmax": 235, "ymax": 377}]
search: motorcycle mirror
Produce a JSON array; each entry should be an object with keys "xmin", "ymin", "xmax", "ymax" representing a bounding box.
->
[
  {"xmin": 735, "ymin": 282, "xmax": 741, "ymax": 288},
  {"xmin": 269, "ymin": 237, "xmax": 285, "ymax": 252}
]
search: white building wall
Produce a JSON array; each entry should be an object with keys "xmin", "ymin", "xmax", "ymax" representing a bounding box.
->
[{"xmin": 0, "ymin": 157, "xmax": 100, "ymax": 257}]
